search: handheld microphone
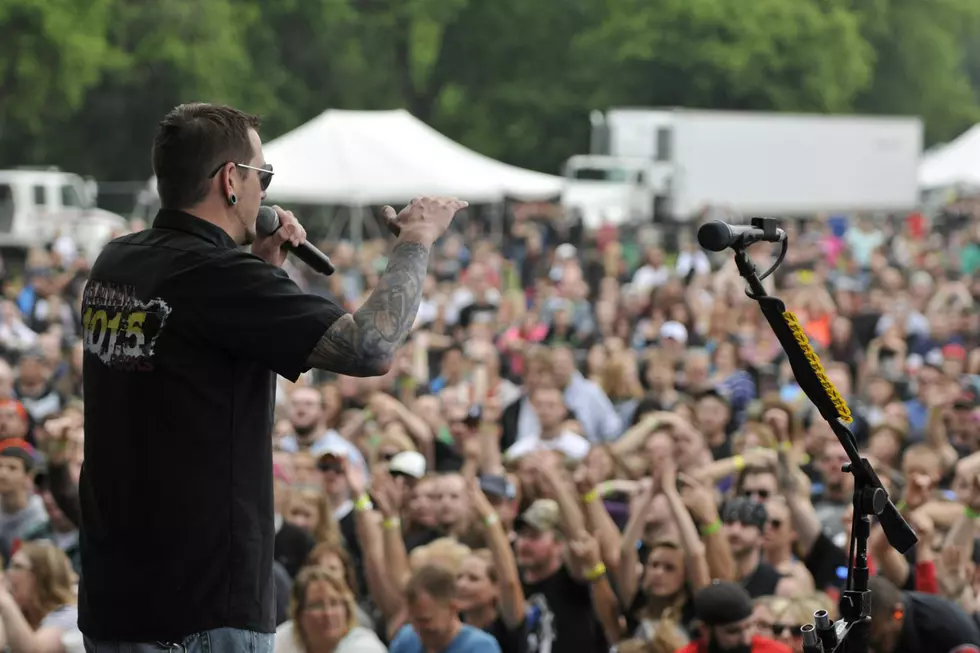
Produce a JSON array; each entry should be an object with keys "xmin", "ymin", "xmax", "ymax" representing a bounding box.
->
[
  {"xmin": 256, "ymin": 206, "xmax": 335, "ymax": 276},
  {"xmin": 697, "ymin": 220, "xmax": 787, "ymax": 252}
]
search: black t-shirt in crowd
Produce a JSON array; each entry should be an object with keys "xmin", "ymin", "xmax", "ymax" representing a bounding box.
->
[
  {"xmin": 893, "ymin": 591, "xmax": 980, "ymax": 653},
  {"xmin": 77, "ymin": 210, "xmax": 346, "ymax": 642},
  {"xmin": 482, "ymin": 616, "xmax": 528, "ymax": 653},
  {"xmin": 522, "ymin": 565, "xmax": 606, "ymax": 653}
]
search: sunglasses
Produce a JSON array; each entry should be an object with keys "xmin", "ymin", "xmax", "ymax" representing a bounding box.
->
[
  {"xmin": 742, "ymin": 489, "xmax": 771, "ymax": 500},
  {"xmin": 209, "ymin": 161, "xmax": 275, "ymax": 191},
  {"xmin": 772, "ymin": 624, "xmax": 804, "ymax": 637}
]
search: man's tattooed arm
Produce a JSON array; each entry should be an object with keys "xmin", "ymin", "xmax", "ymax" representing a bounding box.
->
[{"xmin": 306, "ymin": 240, "xmax": 430, "ymax": 376}]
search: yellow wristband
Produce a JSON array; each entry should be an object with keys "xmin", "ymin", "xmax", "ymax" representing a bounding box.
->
[
  {"xmin": 584, "ymin": 562, "xmax": 606, "ymax": 582},
  {"xmin": 354, "ymin": 494, "xmax": 373, "ymax": 512},
  {"xmin": 966, "ymin": 506, "xmax": 980, "ymax": 520},
  {"xmin": 484, "ymin": 513, "xmax": 500, "ymax": 526},
  {"xmin": 780, "ymin": 441, "xmax": 793, "ymax": 453},
  {"xmin": 582, "ymin": 488, "xmax": 600, "ymax": 505},
  {"xmin": 896, "ymin": 500, "xmax": 907, "ymax": 513},
  {"xmin": 700, "ymin": 519, "xmax": 722, "ymax": 537},
  {"xmin": 383, "ymin": 517, "xmax": 401, "ymax": 530},
  {"xmin": 733, "ymin": 455, "xmax": 745, "ymax": 472}
]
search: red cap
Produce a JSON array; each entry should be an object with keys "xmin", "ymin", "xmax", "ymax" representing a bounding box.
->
[{"xmin": 942, "ymin": 344, "xmax": 967, "ymax": 360}]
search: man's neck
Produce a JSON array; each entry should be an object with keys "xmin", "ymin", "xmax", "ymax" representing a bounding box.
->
[
  {"xmin": 764, "ymin": 545, "xmax": 792, "ymax": 568},
  {"xmin": 294, "ymin": 425, "xmax": 322, "ymax": 445},
  {"xmin": 424, "ymin": 621, "xmax": 462, "ymax": 653},
  {"xmin": 462, "ymin": 604, "xmax": 498, "ymax": 630},
  {"xmin": 539, "ymin": 426, "xmax": 562, "ymax": 441},
  {"xmin": 521, "ymin": 557, "xmax": 561, "ymax": 585},
  {"xmin": 181, "ymin": 203, "xmax": 243, "ymax": 244},
  {"xmin": 1, "ymin": 491, "xmax": 28, "ymax": 515},
  {"xmin": 736, "ymin": 547, "xmax": 761, "ymax": 580},
  {"xmin": 706, "ymin": 430, "xmax": 726, "ymax": 447}
]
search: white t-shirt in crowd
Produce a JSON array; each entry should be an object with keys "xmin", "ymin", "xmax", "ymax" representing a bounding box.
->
[{"xmin": 505, "ymin": 429, "xmax": 591, "ymax": 461}]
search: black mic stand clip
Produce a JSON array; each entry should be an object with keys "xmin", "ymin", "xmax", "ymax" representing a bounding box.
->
[{"xmin": 724, "ymin": 217, "xmax": 917, "ymax": 653}]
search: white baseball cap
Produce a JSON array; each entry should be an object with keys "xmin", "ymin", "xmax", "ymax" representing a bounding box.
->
[
  {"xmin": 388, "ymin": 451, "xmax": 426, "ymax": 479},
  {"xmin": 660, "ymin": 320, "xmax": 689, "ymax": 345}
]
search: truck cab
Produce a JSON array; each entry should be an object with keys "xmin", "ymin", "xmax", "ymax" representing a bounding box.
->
[{"xmin": 0, "ymin": 168, "xmax": 128, "ymax": 262}]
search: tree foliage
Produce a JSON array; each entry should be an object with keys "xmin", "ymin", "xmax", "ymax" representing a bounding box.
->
[{"xmin": 0, "ymin": 0, "xmax": 979, "ymax": 181}]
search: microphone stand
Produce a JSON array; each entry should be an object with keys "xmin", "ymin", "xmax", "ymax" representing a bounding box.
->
[{"xmin": 720, "ymin": 218, "xmax": 918, "ymax": 653}]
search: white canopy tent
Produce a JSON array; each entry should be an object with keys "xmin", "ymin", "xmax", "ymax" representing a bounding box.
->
[
  {"xmin": 919, "ymin": 123, "xmax": 980, "ymax": 189},
  {"xmin": 261, "ymin": 109, "xmax": 562, "ymax": 204}
]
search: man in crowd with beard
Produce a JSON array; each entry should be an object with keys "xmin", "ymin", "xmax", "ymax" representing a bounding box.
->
[{"xmin": 675, "ymin": 581, "xmax": 790, "ymax": 653}]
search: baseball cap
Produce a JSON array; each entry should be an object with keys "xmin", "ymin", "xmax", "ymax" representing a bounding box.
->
[
  {"xmin": 515, "ymin": 499, "xmax": 561, "ymax": 533},
  {"xmin": 555, "ymin": 244, "xmax": 577, "ymax": 260},
  {"xmin": 659, "ymin": 321, "xmax": 688, "ymax": 345},
  {"xmin": 721, "ymin": 496, "xmax": 767, "ymax": 531},
  {"xmin": 388, "ymin": 451, "xmax": 426, "ymax": 480},
  {"xmin": 316, "ymin": 446, "xmax": 348, "ymax": 472},
  {"xmin": 942, "ymin": 343, "xmax": 967, "ymax": 361},
  {"xmin": 693, "ymin": 581, "xmax": 753, "ymax": 626},
  {"xmin": 479, "ymin": 474, "xmax": 515, "ymax": 500},
  {"xmin": 0, "ymin": 439, "xmax": 37, "ymax": 472}
]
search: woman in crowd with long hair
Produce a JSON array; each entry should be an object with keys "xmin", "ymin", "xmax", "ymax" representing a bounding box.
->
[
  {"xmin": 0, "ymin": 541, "xmax": 78, "ymax": 653},
  {"xmin": 276, "ymin": 567, "xmax": 386, "ymax": 653}
]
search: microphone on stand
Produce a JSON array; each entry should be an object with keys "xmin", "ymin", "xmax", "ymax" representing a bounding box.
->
[
  {"xmin": 256, "ymin": 206, "xmax": 335, "ymax": 276},
  {"xmin": 697, "ymin": 219, "xmax": 787, "ymax": 252}
]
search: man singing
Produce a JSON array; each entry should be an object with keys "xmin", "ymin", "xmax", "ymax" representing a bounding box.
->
[{"xmin": 77, "ymin": 103, "xmax": 465, "ymax": 652}]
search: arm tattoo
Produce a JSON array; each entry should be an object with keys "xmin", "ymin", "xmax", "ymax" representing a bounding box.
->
[{"xmin": 306, "ymin": 241, "xmax": 430, "ymax": 376}]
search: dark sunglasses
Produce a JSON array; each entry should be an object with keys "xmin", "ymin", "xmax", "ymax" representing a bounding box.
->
[
  {"xmin": 743, "ymin": 488, "xmax": 771, "ymax": 500},
  {"xmin": 209, "ymin": 161, "xmax": 274, "ymax": 191},
  {"xmin": 772, "ymin": 624, "xmax": 804, "ymax": 637}
]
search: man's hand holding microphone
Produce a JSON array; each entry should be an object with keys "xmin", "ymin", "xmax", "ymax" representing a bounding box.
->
[{"xmin": 251, "ymin": 197, "xmax": 467, "ymax": 271}]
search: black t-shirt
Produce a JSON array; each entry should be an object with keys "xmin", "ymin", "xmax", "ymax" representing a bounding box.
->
[
  {"xmin": 742, "ymin": 561, "xmax": 782, "ymax": 598},
  {"xmin": 522, "ymin": 566, "xmax": 606, "ymax": 653},
  {"xmin": 804, "ymin": 532, "xmax": 849, "ymax": 592},
  {"xmin": 483, "ymin": 616, "xmax": 528, "ymax": 653},
  {"xmin": 894, "ymin": 592, "xmax": 980, "ymax": 653},
  {"xmin": 77, "ymin": 210, "xmax": 346, "ymax": 642}
]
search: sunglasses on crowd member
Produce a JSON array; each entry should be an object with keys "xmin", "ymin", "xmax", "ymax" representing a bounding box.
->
[
  {"xmin": 208, "ymin": 161, "xmax": 275, "ymax": 191},
  {"xmin": 772, "ymin": 623, "xmax": 804, "ymax": 637},
  {"xmin": 742, "ymin": 488, "xmax": 771, "ymax": 501}
]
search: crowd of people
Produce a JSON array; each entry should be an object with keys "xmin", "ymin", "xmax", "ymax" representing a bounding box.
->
[{"xmin": 2, "ymin": 205, "xmax": 980, "ymax": 653}]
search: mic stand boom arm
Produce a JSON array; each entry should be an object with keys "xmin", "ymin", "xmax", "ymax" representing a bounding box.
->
[{"xmin": 723, "ymin": 218, "xmax": 918, "ymax": 653}]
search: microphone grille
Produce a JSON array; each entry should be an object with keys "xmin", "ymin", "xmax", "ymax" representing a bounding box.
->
[
  {"xmin": 697, "ymin": 221, "xmax": 730, "ymax": 252},
  {"xmin": 255, "ymin": 206, "xmax": 280, "ymax": 237}
]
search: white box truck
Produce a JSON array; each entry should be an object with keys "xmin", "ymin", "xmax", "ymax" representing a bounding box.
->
[{"xmin": 562, "ymin": 108, "xmax": 923, "ymax": 226}]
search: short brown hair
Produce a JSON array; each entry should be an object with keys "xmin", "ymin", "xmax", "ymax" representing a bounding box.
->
[
  {"xmin": 152, "ymin": 103, "xmax": 260, "ymax": 209},
  {"xmin": 405, "ymin": 564, "xmax": 458, "ymax": 603}
]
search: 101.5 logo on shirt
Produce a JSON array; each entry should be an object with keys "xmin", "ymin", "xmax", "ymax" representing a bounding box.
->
[{"xmin": 80, "ymin": 280, "xmax": 171, "ymax": 372}]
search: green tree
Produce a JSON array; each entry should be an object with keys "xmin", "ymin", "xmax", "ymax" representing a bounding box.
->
[
  {"xmin": 0, "ymin": 0, "xmax": 115, "ymax": 142},
  {"xmin": 851, "ymin": 0, "xmax": 980, "ymax": 144}
]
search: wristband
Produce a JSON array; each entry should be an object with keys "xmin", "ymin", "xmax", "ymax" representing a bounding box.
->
[
  {"xmin": 896, "ymin": 500, "xmax": 907, "ymax": 513},
  {"xmin": 582, "ymin": 488, "xmax": 600, "ymax": 505},
  {"xmin": 354, "ymin": 494, "xmax": 373, "ymax": 512},
  {"xmin": 383, "ymin": 517, "xmax": 401, "ymax": 530},
  {"xmin": 484, "ymin": 513, "xmax": 500, "ymax": 526},
  {"xmin": 699, "ymin": 519, "xmax": 722, "ymax": 537},
  {"xmin": 966, "ymin": 506, "xmax": 980, "ymax": 520},
  {"xmin": 733, "ymin": 455, "xmax": 745, "ymax": 472},
  {"xmin": 583, "ymin": 562, "xmax": 606, "ymax": 582},
  {"xmin": 780, "ymin": 441, "xmax": 793, "ymax": 453}
]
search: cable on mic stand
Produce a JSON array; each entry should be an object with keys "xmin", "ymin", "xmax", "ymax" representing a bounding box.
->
[{"xmin": 704, "ymin": 217, "xmax": 920, "ymax": 653}]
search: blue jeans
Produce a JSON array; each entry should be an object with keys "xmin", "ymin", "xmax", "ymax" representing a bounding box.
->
[{"xmin": 84, "ymin": 628, "xmax": 275, "ymax": 653}]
